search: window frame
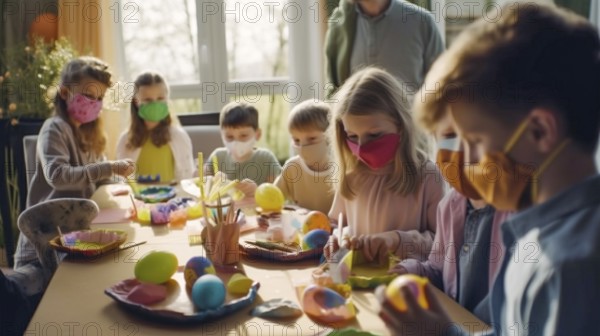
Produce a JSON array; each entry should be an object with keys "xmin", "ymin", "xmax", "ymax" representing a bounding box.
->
[{"xmin": 115, "ymin": 0, "xmax": 326, "ymax": 123}]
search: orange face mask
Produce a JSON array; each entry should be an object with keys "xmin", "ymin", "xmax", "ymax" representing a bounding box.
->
[
  {"xmin": 464, "ymin": 119, "xmax": 570, "ymax": 211},
  {"xmin": 436, "ymin": 137, "xmax": 482, "ymax": 200}
]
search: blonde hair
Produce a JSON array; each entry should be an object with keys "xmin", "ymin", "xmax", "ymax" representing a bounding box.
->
[
  {"xmin": 331, "ymin": 67, "xmax": 428, "ymax": 199},
  {"xmin": 55, "ymin": 56, "xmax": 111, "ymax": 155},
  {"xmin": 288, "ymin": 100, "xmax": 330, "ymax": 132},
  {"xmin": 414, "ymin": 3, "xmax": 600, "ymax": 152},
  {"xmin": 127, "ymin": 72, "xmax": 173, "ymax": 149}
]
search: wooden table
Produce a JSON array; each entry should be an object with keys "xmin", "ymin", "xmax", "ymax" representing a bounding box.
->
[{"xmin": 26, "ymin": 185, "xmax": 490, "ymax": 335}]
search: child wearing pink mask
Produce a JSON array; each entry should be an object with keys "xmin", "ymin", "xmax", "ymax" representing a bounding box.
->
[
  {"xmin": 15, "ymin": 57, "xmax": 135, "ymax": 292},
  {"xmin": 326, "ymin": 67, "xmax": 444, "ymax": 264}
]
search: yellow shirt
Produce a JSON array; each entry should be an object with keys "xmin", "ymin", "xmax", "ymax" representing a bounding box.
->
[{"xmin": 136, "ymin": 138, "xmax": 175, "ymax": 183}]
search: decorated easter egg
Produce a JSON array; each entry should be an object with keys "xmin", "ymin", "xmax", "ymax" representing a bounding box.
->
[
  {"xmin": 301, "ymin": 211, "xmax": 331, "ymax": 234},
  {"xmin": 169, "ymin": 209, "xmax": 188, "ymax": 226},
  {"xmin": 386, "ymin": 274, "xmax": 429, "ymax": 312},
  {"xmin": 192, "ymin": 274, "xmax": 226, "ymax": 310},
  {"xmin": 255, "ymin": 183, "xmax": 284, "ymax": 212},
  {"xmin": 137, "ymin": 207, "xmax": 151, "ymax": 223},
  {"xmin": 184, "ymin": 256, "xmax": 216, "ymax": 289},
  {"xmin": 302, "ymin": 229, "xmax": 330, "ymax": 250},
  {"xmin": 301, "ymin": 285, "xmax": 356, "ymax": 322},
  {"xmin": 135, "ymin": 251, "xmax": 178, "ymax": 284},
  {"xmin": 150, "ymin": 204, "xmax": 175, "ymax": 225},
  {"xmin": 227, "ymin": 273, "xmax": 254, "ymax": 295},
  {"xmin": 186, "ymin": 204, "xmax": 203, "ymax": 219}
]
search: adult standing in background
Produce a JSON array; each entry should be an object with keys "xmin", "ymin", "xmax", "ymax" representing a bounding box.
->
[{"xmin": 325, "ymin": 0, "xmax": 444, "ymax": 97}]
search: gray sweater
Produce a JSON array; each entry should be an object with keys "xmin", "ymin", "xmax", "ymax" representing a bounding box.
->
[{"xmin": 15, "ymin": 116, "xmax": 114, "ymax": 267}]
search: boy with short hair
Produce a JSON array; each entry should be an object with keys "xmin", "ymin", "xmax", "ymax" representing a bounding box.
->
[
  {"xmin": 275, "ymin": 100, "xmax": 335, "ymax": 214},
  {"xmin": 207, "ymin": 102, "xmax": 282, "ymax": 186},
  {"xmin": 378, "ymin": 3, "xmax": 600, "ymax": 335}
]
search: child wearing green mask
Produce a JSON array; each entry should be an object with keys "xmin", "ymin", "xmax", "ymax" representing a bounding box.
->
[
  {"xmin": 377, "ymin": 3, "xmax": 600, "ymax": 335},
  {"xmin": 116, "ymin": 72, "xmax": 195, "ymax": 183}
]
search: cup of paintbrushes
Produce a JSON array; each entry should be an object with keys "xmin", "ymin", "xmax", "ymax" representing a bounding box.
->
[{"xmin": 201, "ymin": 196, "xmax": 240, "ymax": 265}]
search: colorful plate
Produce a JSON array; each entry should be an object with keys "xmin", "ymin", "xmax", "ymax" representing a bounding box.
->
[
  {"xmin": 49, "ymin": 229, "xmax": 127, "ymax": 258},
  {"xmin": 138, "ymin": 186, "xmax": 176, "ymax": 203},
  {"xmin": 344, "ymin": 251, "xmax": 396, "ymax": 289},
  {"xmin": 105, "ymin": 271, "xmax": 260, "ymax": 324}
]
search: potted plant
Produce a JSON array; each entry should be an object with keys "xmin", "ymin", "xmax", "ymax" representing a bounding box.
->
[{"xmin": 0, "ymin": 37, "xmax": 77, "ymax": 266}]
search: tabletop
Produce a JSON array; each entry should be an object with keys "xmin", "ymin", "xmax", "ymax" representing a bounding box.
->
[{"xmin": 26, "ymin": 184, "xmax": 490, "ymax": 336}]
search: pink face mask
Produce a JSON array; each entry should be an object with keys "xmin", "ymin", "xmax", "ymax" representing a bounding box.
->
[
  {"xmin": 346, "ymin": 133, "xmax": 400, "ymax": 170},
  {"xmin": 67, "ymin": 93, "xmax": 103, "ymax": 124}
]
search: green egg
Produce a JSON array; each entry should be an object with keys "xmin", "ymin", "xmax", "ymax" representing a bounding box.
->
[{"xmin": 135, "ymin": 251, "xmax": 178, "ymax": 284}]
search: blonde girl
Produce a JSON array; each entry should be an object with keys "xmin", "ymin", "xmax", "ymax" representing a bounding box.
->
[
  {"xmin": 15, "ymin": 56, "xmax": 135, "ymax": 288},
  {"xmin": 327, "ymin": 67, "xmax": 444, "ymax": 264}
]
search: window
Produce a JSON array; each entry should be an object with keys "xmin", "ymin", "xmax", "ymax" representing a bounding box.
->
[
  {"xmin": 122, "ymin": 0, "xmax": 200, "ymax": 84},
  {"xmin": 118, "ymin": 0, "xmax": 318, "ymax": 160},
  {"xmin": 224, "ymin": 0, "xmax": 289, "ymax": 80}
]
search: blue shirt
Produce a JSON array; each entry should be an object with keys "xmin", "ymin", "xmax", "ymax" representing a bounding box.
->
[
  {"xmin": 452, "ymin": 174, "xmax": 600, "ymax": 335},
  {"xmin": 457, "ymin": 202, "xmax": 494, "ymax": 322}
]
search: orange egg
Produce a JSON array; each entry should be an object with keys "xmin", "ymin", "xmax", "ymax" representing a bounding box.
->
[
  {"xmin": 301, "ymin": 211, "xmax": 331, "ymax": 234},
  {"xmin": 385, "ymin": 274, "xmax": 429, "ymax": 312}
]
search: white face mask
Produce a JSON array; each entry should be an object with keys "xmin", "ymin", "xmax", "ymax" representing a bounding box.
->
[
  {"xmin": 293, "ymin": 141, "xmax": 330, "ymax": 168},
  {"xmin": 224, "ymin": 138, "xmax": 256, "ymax": 161}
]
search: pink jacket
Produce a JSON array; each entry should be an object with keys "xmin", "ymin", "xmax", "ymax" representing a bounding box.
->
[{"xmin": 399, "ymin": 189, "xmax": 512, "ymax": 300}]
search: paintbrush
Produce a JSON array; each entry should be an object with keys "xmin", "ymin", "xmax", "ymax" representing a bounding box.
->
[
  {"xmin": 234, "ymin": 208, "xmax": 241, "ymax": 223},
  {"xmin": 57, "ymin": 226, "xmax": 66, "ymax": 246},
  {"xmin": 216, "ymin": 194, "xmax": 223, "ymax": 225},
  {"xmin": 129, "ymin": 194, "xmax": 138, "ymax": 217},
  {"xmin": 245, "ymin": 240, "xmax": 298, "ymax": 253}
]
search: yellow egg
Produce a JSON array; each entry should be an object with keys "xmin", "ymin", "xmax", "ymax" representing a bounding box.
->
[
  {"xmin": 255, "ymin": 183, "xmax": 284, "ymax": 212},
  {"xmin": 135, "ymin": 251, "xmax": 178, "ymax": 284},
  {"xmin": 301, "ymin": 211, "xmax": 331, "ymax": 234},
  {"xmin": 137, "ymin": 208, "xmax": 151, "ymax": 223},
  {"xmin": 385, "ymin": 274, "xmax": 429, "ymax": 312},
  {"xmin": 227, "ymin": 273, "xmax": 254, "ymax": 295},
  {"xmin": 186, "ymin": 204, "xmax": 203, "ymax": 219}
]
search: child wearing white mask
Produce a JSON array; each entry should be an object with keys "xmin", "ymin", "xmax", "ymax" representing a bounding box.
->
[
  {"xmin": 274, "ymin": 100, "xmax": 334, "ymax": 214},
  {"xmin": 207, "ymin": 102, "xmax": 282, "ymax": 187}
]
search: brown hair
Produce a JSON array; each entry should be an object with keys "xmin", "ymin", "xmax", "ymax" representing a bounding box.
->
[
  {"xmin": 126, "ymin": 72, "xmax": 172, "ymax": 149},
  {"xmin": 288, "ymin": 100, "xmax": 330, "ymax": 132},
  {"xmin": 414, "ymin": 3, "xmax": 600, "ymax": 152},
  {"xmin": 220, "ymin": 102, "xmax": 259, "ymax": 130},
  {"xmin": 331, "ymin": 67, "xmax": 428, "ymax": 199},
  {"xmin": 54, "ymin": 56, "xmax": 111, "ymax": 155}
]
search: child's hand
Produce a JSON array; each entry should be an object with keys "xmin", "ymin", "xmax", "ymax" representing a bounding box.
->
[
  {"xmin": 350, "ymin": 232, "xmax": 400, "ymax": 265},
  {"xmin": 236, "ymin": 179, "xmax": 257, "ymax": 198},
  {"xmin": 324, "ymin": 234, "xmax": 350, "ymax": 262},
  {"xmin": 324, "ymin": 235, "xmax": 340, "ymax": 262},
  {"xmin": 375, "ymin": 283, "xmax": 453, "ymax": 334},
  {"xmin": 112, "ymin": 159, "xmax": 136, "ymax": 179}
]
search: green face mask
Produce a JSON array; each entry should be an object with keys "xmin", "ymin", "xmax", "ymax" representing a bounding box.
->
[{"xmin": 138, "ymin": 101, "xmax": 169, "ymax": 122}]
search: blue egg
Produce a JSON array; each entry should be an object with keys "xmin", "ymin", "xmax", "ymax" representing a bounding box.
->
[
  {"xmin": 184, "ymin": 256, "xmax": 216, "ymax": 288},
  {"xmin": 302, "ymin": 229, "xmax": 330, "ymax": 250},
  {"xmin": 191, "ymin": 274, "xmax": 226, "ymax": 310}
]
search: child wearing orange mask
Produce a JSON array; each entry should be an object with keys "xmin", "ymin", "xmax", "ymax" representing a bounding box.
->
[
  {"xmin": 377, "ymin": 3, "xmax": 600, "ymax": 335},
  {"xmin": 390, "ymin": 113, "xmax": 512, "ymax": 323}
]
